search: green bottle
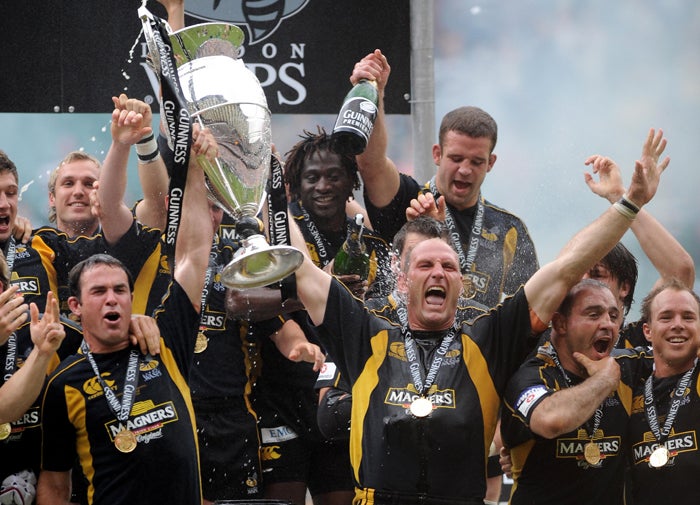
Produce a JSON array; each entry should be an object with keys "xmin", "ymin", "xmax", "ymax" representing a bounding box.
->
[
  {"xmin": 330, "ymin": 79, "xmax": 379, "ymax": 155},
  {"xmin": 333, "ymin": 213, "xmax": 370, "ymax": 280}
]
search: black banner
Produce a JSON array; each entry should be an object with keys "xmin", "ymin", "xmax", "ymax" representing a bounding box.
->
[{"xmin": 1, "ymin": 0, "xmax": 410, "ymax": 114}]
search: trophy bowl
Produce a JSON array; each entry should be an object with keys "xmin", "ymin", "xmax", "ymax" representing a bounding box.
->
[{"xmin": 140, "ymin": 10, "xmax": 303, "ymax": 289}]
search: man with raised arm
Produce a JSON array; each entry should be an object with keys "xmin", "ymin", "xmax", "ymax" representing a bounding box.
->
[
  {"xmin": 288, "ymin": 129, "xmax": 667, "ymax": 505},
  {"xmin": 36, "ymin": 127, "xmax": 215, "ymax": 505}
]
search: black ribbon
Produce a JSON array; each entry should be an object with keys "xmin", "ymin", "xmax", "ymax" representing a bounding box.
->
[
  {"xmin": 144, "ymin": 14, "xmax": 192, "ymax": 264},
  {"xmin": 267, "ymin": 155, "xmax": 296, "ymax": 302}
]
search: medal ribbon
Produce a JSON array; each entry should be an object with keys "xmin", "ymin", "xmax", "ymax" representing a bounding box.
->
[
  {"xmin": 267, "ymin": 156, "xmax": 296, "ymax": 302},
  {"xmin": 296, "ymin": 203, "xmax": 333, "ymax": 267},
  {"xmin": 644, "ymin": 358, "xmax": 697, "ymax": 444},
  {"xmin": 197, "ymin": 239, "xmax": 219, "ymax": 331},
  {"xmin": 4, "ymin": 236, "xmax": 16, "ymax": 274},
  {"xmin": 3, "ymin": 239, "xmax": 25, "ymax": 382},
  {"xmin": 402, "ymin": 326, "xmax": 456, "ymax": 396},
  {"xmin": 143, "ymin": 13, "xmax": 192, "ymax": 264},
  {"xmin": 544, "ymin": 345, "xmax": 604, "ymax": 439},
  {"xmin": 427, "ymin": 179, "xmax": 484, "ymax": 274},
  {"xmin": 3, "ymin": 333, "xmax": 17, "ymax": 382},
  {"xmin": 82, "ymin": 343, "xmax": 141, "ymax": 422}
]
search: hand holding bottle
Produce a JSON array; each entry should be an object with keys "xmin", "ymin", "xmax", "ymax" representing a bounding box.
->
[
  {"xmin": 331, "ymin": 50, "xmax": 390, "ymax": 155},
  {"xmin": 350, "ymin": 49, "xmax": 391, "ymax": 93}
]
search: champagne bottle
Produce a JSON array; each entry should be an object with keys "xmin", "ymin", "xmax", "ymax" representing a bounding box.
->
[
  {"xmin": 330, "ymin": 79, "xmax": 379, "ymax": 155},
  {"xmin": 332, "ymin": 213, "xmax": 370, "ymax": 280}
]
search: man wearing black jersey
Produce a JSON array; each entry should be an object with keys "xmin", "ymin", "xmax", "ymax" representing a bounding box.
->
[
  {"xmin": 253, "ymin": 128, "xmax": 391, "ymax": 505},
  {"xmin": 351, "ymin": 50, "xmax": 538, "ymax": 310},
  {"xmin": 36, "ymin": 129, "xmax": 215, "ymax": 505},
  {"xmin": 626, "ymin": 279, "xmax": 700, "ymax": 504},
  {"xmin": 288, "ymin": 128, "xmax": 668, "ymax": 504},
  {"xmin": 500, "ymin": 279, "xmax": 653, "ymax": 504}
]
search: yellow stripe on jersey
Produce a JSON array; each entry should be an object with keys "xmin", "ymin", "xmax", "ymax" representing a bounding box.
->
[
  {"xmin": 509, "ymin": 438, "xmax": 536, "ymax": 495},
  {"xmin": 65, "ymin": 383, "xmax": 95, "ymax": 504},
  {"xmin": 617, "ymin": 380, "xmax": 633, "ymax": 415},
  {"xmin": 132, "ymin": 245, "xmax": 163, "ymax": 315},
  {"xmin": 31, "ymin": 236, "xmax": 59, "ymax": 295},
  {"xmin": 350, "ymin": 328, "xmax": 390, "ymax": 484},
  {"xmin": 460, "ymin": 333, "xmax": 500, "ymax": 470}
]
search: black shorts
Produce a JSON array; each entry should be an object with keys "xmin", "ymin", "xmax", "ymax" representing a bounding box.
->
[
  {"xmin": 195, "ymin": 397, "xmax": 262, "ymax": 501},
  {"xmin": 258, "ymin": 422, "xmax": 354, "ymax": 495}
]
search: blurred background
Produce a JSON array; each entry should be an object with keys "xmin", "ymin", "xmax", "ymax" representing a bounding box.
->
[{"xmin": 1, "ymin": 0, "xmax": 697, "ymax": 320}]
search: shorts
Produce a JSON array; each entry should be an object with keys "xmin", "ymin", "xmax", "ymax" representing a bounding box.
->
[
  {"xmin": 195, "ymin": 397, "xmax": 262, "ymax": 501},
  {"xmin": 258, "ymin": 423, "xmax": 354, "ymax": 496}
]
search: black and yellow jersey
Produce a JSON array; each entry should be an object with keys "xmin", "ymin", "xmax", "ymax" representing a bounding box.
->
[
  {"xmin": 365, "ymin": 173, "xmax": 539, "ymax": 307},
  {"xmin": 316, "ymin": 280, "xmax": 544, "ymax": 502},
  {"xmin": 501, "ymin": 344, "xmax": 652, "ymax": 504},
  {"xmin": 40, "ymin": 282, "xmax": 202, "ymax": 505}
]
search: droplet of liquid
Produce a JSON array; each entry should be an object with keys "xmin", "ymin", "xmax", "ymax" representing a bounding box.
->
[{"xmin": 18, "ymin": 180, "xmax": 35, "ymax": 202}]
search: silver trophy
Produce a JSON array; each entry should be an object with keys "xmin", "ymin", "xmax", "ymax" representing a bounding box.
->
[{"xmin": 139, "ymin": 8, "xmax": 303, "ymax": 289}]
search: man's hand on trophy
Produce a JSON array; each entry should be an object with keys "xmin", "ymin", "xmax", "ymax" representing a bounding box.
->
[
  {"xmin": 191, "ymin": 124, "xmax": 219, "ymax": 163},
  {"xmin": 110, "ymin": 93, "xmax": 154, "ymax": 146}
]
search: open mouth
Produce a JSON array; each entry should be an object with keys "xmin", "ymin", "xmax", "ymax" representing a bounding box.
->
[
  {"xmin": 593, "ymin": 337, "xmax": 612, "ymax": 354},
  {"xmin": 0, "ymin": 216, "xmax": 9, "ymax": 226},
  {"xmin": 668, "ymin": 336, "xmax": 688, "ymax": 344},
  {"xmin": 105, "ymin": 311, "xmax": 120, "ymax": 322},
  {"xmin": 425, "ymin": 286, "xmax": 446, "ymax": 305}
]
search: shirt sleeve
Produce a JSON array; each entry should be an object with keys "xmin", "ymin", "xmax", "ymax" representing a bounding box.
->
[{"xmin": 364, "ymin": 173, "xmax": 421, "ymax": 244}]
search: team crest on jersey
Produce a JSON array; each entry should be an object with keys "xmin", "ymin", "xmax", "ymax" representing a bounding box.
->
[
  {"xmin": 106, "ymin": 399, "xmax": 178, "ymax": 444},
  {"xmin": 140, "ymin": 357, "xmax": 162, "ymax": 381},
  {"xmin": 631, "ymin": 429, "xmax": 697, "ymax": 467},
  {"xmin": 556, "ymin": 428, "xmax": 621, "ymax": 468},
  {"xmin": 245, "ymin": 473, "xmax": 260, "ymax": 494},
  {"xmin": 442, "ymin": 347, "xmax": 462, "ymax": 367},
  {"xmin": 385, "ymin": 384, "xmax": 455, "ymax": 411},
  {"xmin": 480, "ymin": 226, "xmax": 500, "ymax": 246},
  {"xmin": 13, "ymin": 245, "xmax": 31, "ymax": 260}
]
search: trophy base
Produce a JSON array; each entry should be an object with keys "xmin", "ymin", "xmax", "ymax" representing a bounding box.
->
[{"xmin": 221, "ymin": 234, "xmax": 304, "ymax": 289}]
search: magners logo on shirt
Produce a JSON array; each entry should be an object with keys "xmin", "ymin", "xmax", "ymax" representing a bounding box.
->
[
  {"xmin": 556, "ymin": 428, "xmax": 621, "ymax": 468},
  {"xmin": 9, "ymin": 273, "xmax": 40, "ymax": 296},
  {"xmin": 385, "ymin": 384, "xmax": 455, "ymax": 410},
  {"xmin": 631, "ymin": 429, "xmax": 697, "ymax": 466},
  {"xmin": 106, "ymin": 399, "xmax": 178, "ymax": 442}
]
